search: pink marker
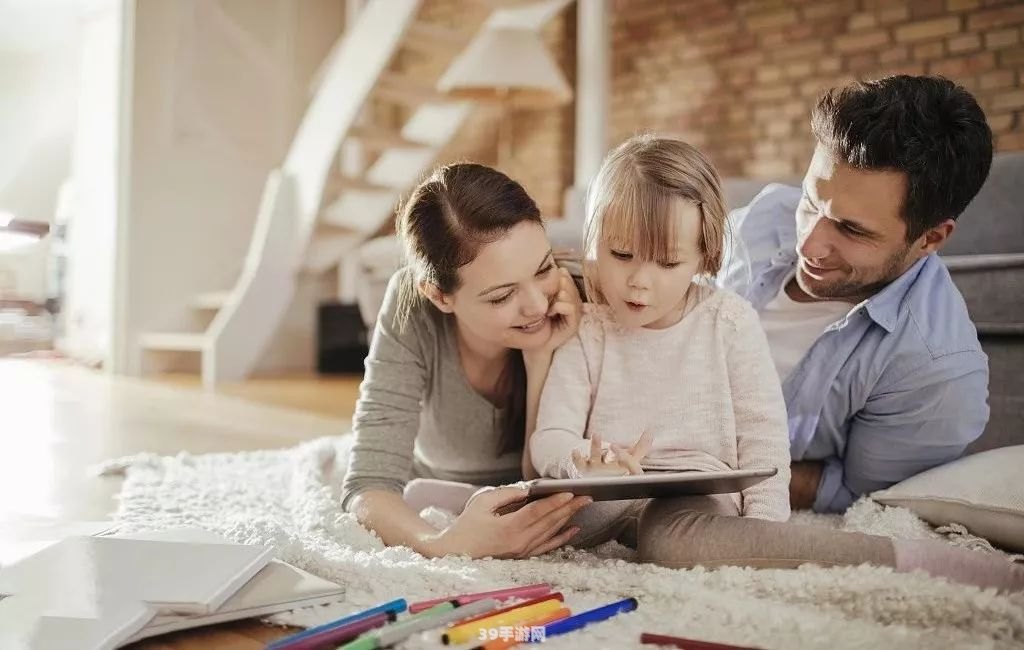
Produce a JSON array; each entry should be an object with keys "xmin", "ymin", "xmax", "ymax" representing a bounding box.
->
[{"xmin": 409, "ymin": 583, "xmax": 551, "ymax": 614}]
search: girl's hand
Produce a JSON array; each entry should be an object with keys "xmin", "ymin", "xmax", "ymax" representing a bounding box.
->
[
  {"xmin": 431, "ymin": 486, "xmax": 591, "ymax": 559},
  {"xmin": 527, "ymin": 268, "xmax": 583, "ymax": 365},
  {"xmin": 571, "ymin": 431, "xmax": 654, "ymax": 476}
]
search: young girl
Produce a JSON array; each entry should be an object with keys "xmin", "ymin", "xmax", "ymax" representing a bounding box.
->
[{"xmin": 528, "ymin": 134, "xmax": 791, "ymax": 526}]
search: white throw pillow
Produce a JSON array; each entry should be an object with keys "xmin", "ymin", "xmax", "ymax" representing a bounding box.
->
[{"xmin": 871, "ymin": 446, "xmax": 1024, "ymax": 552}]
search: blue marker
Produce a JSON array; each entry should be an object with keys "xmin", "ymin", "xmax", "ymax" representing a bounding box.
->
[
  {"xmin": 539, "ymin": 597, "xmax": 638, "ymax": 639},
  {"xmin": 266, "ymin": 598, "xmax": 407, "ymax": 649}
]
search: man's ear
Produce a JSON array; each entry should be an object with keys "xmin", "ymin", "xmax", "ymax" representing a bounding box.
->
[
  {"xmin": 917, "ymin": 218, "xmax": 955, "ymax": 255},
  {"xmin": 418, "ymin": 280, "xmax": 455, "ymax": 313}
]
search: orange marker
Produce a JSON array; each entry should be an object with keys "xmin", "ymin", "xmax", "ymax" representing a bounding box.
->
[
  {"xmin": 474, "ymin": 607, "xmax": 572, "ymax": 650},
  {"xmin": 442, "ymin": 599, "xmax": 563, "ymax": 646}
]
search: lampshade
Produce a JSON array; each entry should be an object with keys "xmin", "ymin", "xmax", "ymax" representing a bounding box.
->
[{"xmin": 438, "ymin": 27, "xmax": 571, "ymax": 109}]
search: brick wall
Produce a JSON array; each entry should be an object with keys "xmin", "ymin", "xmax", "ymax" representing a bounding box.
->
[
  {"xmin": 402, "ymin": 1, "xmax": 1021, "ymax": 217},
  {"xmin": 609, "ymin": 0, "xmax": 1024, "ymax": 179},
  {"xmin": 392, "ymin": 1, "xmax": 575, "ymax": 218}
]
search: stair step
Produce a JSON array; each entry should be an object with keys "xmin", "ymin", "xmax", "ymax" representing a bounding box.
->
[
  {"xmin": 315, "ymin": 221, "xmax": 361, "ymax": 237},
  {"xmin": 474, "ymin": 0, "xmax": 557, "ymax": 8},
  {"xmin": 325, "ymin": 173, "xmax": 395, "ymax": 195},
  {"xmin": 349, "ymin": 125, "xmax": 426, "ymax": 152},
  {"xmin": 139, "ymin": 333, "xmax": 206, "ymax": 352},
  {"xmin": 375, "ymin": 72, "xmax": 449, "ymax": 106},
  {"xmin": 192, "ymin": 291, "xmax": 231, "ymax": 311},
  {"xmin": 321, "ymin": 191, "xmax": 400, "ymax": 234},
  {"xmin": 401, "ymin": 21, "xmax": 470, "ymax": 57},
  {"xmin": 305, "ymin": 228, "xmax": 366, "ymax": 273}
]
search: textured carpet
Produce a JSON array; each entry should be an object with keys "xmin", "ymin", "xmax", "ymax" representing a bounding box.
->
[{"xmin": 99, "ymin": 436, "xmax": 1024, "ymax": 649}]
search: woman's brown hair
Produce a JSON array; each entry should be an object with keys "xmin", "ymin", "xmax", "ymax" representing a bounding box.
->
[{"xmin": 395, "ymin": 162, "xmax": 543, "ymax": 456}]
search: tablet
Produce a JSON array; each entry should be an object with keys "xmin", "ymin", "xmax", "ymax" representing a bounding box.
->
[{"xmin": 497, "ymin": 468, "xmax": 777, "ymax": 514}]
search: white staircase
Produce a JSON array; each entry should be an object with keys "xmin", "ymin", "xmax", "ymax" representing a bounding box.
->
[{"xmin": 139, "ymin": 0, "xmax": 572, "ymax": 388}]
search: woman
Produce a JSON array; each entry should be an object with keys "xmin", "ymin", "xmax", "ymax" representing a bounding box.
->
[{"xmin": 340, "ymin": 163, "xmax": 591, "ymax": 559}]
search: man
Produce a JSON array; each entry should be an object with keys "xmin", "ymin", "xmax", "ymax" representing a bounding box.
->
[{"xmin": 720, "ymin": 75, "xmax": 992, "ymax": 513}]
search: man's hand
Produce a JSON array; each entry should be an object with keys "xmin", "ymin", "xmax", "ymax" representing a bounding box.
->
[{"xmin": 789, "ymin": 461, "xmax": 824, "ymax": 510}]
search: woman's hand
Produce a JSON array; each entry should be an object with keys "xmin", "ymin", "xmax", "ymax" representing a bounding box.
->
[
  {"xmin": 572, "ymin": 431, "xmax": 653, "ymax": 477},
  {"xmin": 525, "ymin": 268, "xmax": 583, "ymax": 366},
  {"xmin": 429, "ymin": 486, "xmax": 591, "ymax": 559}
]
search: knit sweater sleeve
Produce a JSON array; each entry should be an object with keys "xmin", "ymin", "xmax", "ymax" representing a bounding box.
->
[
  {"xmin": 529, "ymin": 315, "xmax": 600, "ymax": 479},
  {"xmin": 340, "ymin": 270, "xmax": 430, "ymax": 511},
  {"xmin": 721, "ymin": 294, "xmax": 792, "ymax": 521}
]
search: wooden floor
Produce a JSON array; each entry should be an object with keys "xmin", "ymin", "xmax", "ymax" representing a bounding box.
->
[{"xmin": 0, "ymin": 359, "xmax": 363, "ymax": 649}]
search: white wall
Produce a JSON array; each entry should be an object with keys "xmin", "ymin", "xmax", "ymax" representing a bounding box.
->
[
  {"xmin": 116, "ymin": 0, "xmax": 343, "ymax": 375},
  {"xmin": 58, "ymin": 5, "xmax": 123, "ymax": 366},
  {"xmin": 0, "ymin": 50, "xmax": 77, "ymax": 220},
  {"xmin": 0, "ymin": 20, "xmax": 77, "ymax": 311}
]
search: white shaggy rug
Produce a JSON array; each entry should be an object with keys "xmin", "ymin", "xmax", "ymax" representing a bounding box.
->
[{"xmin": 98, "ymin": 436, "xmax": 1024, "ymax": 649}]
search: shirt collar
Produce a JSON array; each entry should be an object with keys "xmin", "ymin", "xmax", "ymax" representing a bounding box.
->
[
  {"xmin": 761, "ymin": 253, "xmax": 933, "ymax": 334},
  {"xmin": 860, "ymin": 254, "xmax": 932, "ymax": 334}
]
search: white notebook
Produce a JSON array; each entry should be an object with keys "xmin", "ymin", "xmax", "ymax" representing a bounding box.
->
[
  {"xmin": 0, "ymin": 535, "xmax": 273, "ymax": 615},
  {"xmin": 118, "ymin": 529, "xmax": 346, "ymax": 643},
  {"xmin": 0, "ymin": 595, "xmax": 153, "ymax": 650},
  {"xmin": 0, "ymin": 528, "xmax": 343, "ymax": 648},
  {"xmin": 0, "ymin": 518, "xmax": 116, "ymax": 567},
  {"xmin": 125, "ymin": 559, "xmax": 346, "ymax": 642}
]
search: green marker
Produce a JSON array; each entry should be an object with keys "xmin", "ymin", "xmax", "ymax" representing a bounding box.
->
[{"xmin": 338, "ymin": 598, "xmax": 499, "ymax": 650}]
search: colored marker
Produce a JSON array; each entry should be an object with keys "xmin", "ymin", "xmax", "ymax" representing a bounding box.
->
[
  {"xmin": 442, "ymin": 598, "xmax": 564, "ymax": 646},
  {"xmin": 269, "ymin": 612, "xmax": 395, "ymax": 650},
  {"xmin": 339, "ymin": 598, "xmax": 500, "ymax": 650},
  {"xmin": 472, "ymin": 607, "xmax": 572, "ymax": 650},
  {"xmin": 540, "ymin": 597, "xmax": 638, "ymax": 639},
  {"xmin": 446, "ymin": 592, "xmax": 564, "ymax": 630},
  {"xmin": 409, "ymin": 583, "xmax": 550, "ymax": 613},
  {"xmin": 266, "ymin": 599, "xmax": 407, "ymax": 649},
  {"xmin": 640, "ymin": 632, "xmax": 763, "ymax": 650}
]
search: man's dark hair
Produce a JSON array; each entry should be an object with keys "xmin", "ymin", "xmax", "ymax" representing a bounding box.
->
[{"xmin": 811, "ymin": 75, "xmax": 993, "ymax": 241}]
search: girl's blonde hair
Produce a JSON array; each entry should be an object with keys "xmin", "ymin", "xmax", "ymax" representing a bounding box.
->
[{"xmin": 582, "ymin": 134, "xmax": 728, "ymax": 304}]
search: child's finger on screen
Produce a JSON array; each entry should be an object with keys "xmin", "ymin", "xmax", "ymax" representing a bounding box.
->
[
  {"xmin": 610, "ymin": 444, "xmax": 642, "ymax": 474},
  {"xmin": 632, "ymin": 430, "xmax": 654, "ymax": 457}
]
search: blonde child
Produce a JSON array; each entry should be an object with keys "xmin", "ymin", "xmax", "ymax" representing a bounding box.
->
[{"xmin": 528, "ymin": 134, "xmax": 791, "ymax": 525}]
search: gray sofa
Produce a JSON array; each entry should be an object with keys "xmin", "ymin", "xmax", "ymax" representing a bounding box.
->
[{"xmin": 941, "ymin": 154, "xmax": 1024, "ymax": 452}]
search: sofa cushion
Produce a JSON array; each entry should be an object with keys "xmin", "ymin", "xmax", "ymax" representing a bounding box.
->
[
  {"xmin": 941, "ymin": 153, "xmax": 1024, "ymax": 256},
  {"xmin": 872, "ymin": 446, "xmax": 1024, "ymax": 552}
]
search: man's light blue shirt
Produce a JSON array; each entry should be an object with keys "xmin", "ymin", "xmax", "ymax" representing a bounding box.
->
[{"xmin": 719, "ymin": 184, "xmax": 989, "ymax": 513}]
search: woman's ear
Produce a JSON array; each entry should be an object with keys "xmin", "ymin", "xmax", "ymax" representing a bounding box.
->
[{"xmin": 418, "ymin": 280, "xmax": 455, "ymax": 314}]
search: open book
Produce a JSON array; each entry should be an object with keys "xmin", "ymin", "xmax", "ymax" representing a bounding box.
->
[
  {"xmin": 0, "ymin": 535, "xmax": 273, "ymax": 615},
  {"xmin": 0, "ymin": 527, "xmax": 344, "ymax": 649},
  {"xmin": 0, "ymin": 595, "xmax": 153, "ymax": 650},
  {"xmin": 119, "ymin": 529, "xmax": 346, "ymax": 644}
]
